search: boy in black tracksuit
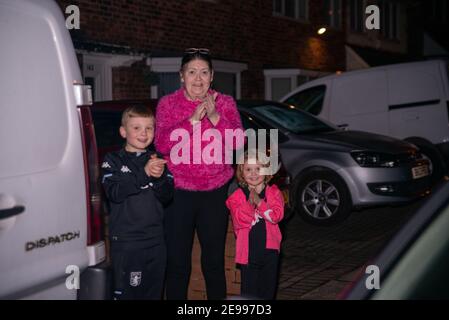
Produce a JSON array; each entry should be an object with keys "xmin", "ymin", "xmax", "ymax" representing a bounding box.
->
[{"xmin": 101, "ymin": 105, "xmax": 174, "ymax": 300}]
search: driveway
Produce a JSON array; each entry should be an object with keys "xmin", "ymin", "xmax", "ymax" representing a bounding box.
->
[{"xmin": 277, "ymin": 198, "xmax": 426, "ymax": 299}]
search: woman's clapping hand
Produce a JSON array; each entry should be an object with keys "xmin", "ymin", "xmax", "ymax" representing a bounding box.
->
[
  {"xmin": 189, "ymin": 103, "xmax": 207, "ymax": 124},
  {"xmin": 189, "ymin": 93, "xmax": 220, "ymax": 125},
  {"xmin": 203, "ymin": 92, "xmax": 220, "ymax": 125}
]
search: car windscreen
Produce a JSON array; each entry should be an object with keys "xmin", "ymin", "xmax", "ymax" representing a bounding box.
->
[{"xmin": 251, "ymin": 104, "xmax": 335, "ymax": 134}]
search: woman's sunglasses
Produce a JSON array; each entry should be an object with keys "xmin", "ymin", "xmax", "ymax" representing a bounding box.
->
[{"xmin": 184, "ymin": 48, "xmax": 210, "ymax": 55}]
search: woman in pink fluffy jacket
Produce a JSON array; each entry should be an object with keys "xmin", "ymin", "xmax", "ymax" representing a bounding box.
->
[{"xmin": 155, "ymin": 48, "xmax": 244, "ymax": 300}]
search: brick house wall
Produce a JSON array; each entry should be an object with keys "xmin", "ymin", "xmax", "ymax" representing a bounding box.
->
[
  {"xmin": 112, "ymin": 61, "xmax": 152, "ymax": 100},
  {"xmin": 57, "ymin": 0, "xmax": 346, "ymax": 100}
]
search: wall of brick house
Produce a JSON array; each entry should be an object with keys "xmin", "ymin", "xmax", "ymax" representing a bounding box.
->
[
  {"xmin": 112, "ymin": 63, "xmax": 152, "ymax": 100},
  {"xmin": 56, "ymin": 0, "xmax": 346, "ymax": 100}
]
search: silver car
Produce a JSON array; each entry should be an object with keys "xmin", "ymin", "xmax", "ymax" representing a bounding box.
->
[{"xmin": 237, "ymin": 101, "xmax": 431, "ymax": 225}]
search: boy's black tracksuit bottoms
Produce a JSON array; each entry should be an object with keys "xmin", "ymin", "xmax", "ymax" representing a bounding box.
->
[{"xmin": 110, "ymin": 242, "xmax": 166, "ymax": 300}]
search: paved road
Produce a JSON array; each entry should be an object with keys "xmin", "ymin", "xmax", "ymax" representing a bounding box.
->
[{"xmin": 276, "ymin": 198, "xmax": 426, "ymax": 299}]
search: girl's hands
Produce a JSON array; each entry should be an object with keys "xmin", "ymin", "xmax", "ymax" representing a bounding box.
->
[
  {"xmin": 144, "ymin": 154, "xmax": 167, "ymax": 178},
  {"xmin": 249, "ymin": 188, "xmax": 262, "ymax": 207}
]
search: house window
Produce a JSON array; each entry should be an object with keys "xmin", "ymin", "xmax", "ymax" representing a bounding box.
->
[
  {"xmin": 273, "ymin": 0, "xmax": 308, "ymax": 21},
  {"xmin": 213, "ymin": 72, "xmax": 236, "ymax": 98},
  {"xmin": 148, "ymin": 58, "xmax": 247, "ymax": 99},
  {"xmin": 271, "ymin": 78, "xmax": 292, "ymax": 101},
  {"xmin": 323, "ymin": 0, "xmax": 342, "ymax": 29},
  {"xmin": 349, "ymin": 0, "xmax": 364, "ymax": 33},
  {"xmin": 264, "ymin": 69, "xmax": 328, "ymax": 101},
  {"xmin": 157, "ymin": 72, "xmax": 180, "ymax": 97},
  {"xmin": 380, "ymin": 0, "xmax": 399, "ymax": 39}
]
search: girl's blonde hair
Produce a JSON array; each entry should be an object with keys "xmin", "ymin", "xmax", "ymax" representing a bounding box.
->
[{"xmin": 235, "ymin": 150, "xmax": 273, "ymax": 187}]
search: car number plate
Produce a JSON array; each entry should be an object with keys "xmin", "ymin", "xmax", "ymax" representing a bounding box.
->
[{"xmin": 412, "ymin": 165, "xmax": 429, "ymax": 179}]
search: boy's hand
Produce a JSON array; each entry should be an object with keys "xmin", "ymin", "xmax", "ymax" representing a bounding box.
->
[{"xmin": 144, "ymin": 154, "xmax": 167, "ymax": 178}]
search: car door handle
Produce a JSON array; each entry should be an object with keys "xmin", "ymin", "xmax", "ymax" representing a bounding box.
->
[
  {"xmin": 337, "ymin": 123, "xmax": 348, "ymax": 128},
  {"xmin": 0, "ymin": 205, "xmax": 25, "ymax": 220}
]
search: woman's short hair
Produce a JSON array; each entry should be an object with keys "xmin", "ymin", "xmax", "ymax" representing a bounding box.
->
[
  {"xmin": 180, "ymin": 48, "xmax": 213, "ymax": 71},
  {"xmin": 121, "ymin": 105, "xmax": 154, "ymax": 126},
  {"xmin": 235, "ymin": 150, "xmax": 274, "ymax": 187}
]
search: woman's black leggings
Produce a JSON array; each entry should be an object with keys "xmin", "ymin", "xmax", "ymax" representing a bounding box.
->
[{"xmin": 164, "ymin": 183, "xmax": 229, "ymax": 300}]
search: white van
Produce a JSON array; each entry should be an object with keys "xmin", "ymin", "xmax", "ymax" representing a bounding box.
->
[
  {"xmin": 280, "ymin": 60, "xmax": 449, "ymax": 183},
  {"xmin": 0, "ymin": 0, "xmax": 109, "ymax": 299}
]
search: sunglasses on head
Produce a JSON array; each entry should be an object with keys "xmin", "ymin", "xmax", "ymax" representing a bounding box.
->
[{"xmin": 184, "ymin": 48, "xmax": 210, "ymax": 55}]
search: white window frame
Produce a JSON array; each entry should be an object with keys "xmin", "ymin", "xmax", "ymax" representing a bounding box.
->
[
  {"xmin": 273, "ymin": 0, "xmax": 309, "ymax": 22},
  {"xmin": 264, "ymin": 68, "xmax": 329, "ymax": 100},
  {"xmin": 80, "ymin": 52, "xmax": 144, "ymax": 101},
  {"xmin": 147, "ymin": 57, "xmax": 247, "ymax": 99}
]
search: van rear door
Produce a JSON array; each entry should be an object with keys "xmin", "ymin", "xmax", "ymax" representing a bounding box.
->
[
  {"xmin": 329, "ymin": 70, "xmax": 389, "ymax": 135},
  {"xmin": 0, "ymin": 0, "xmax": 87, "ymax": 299},
  {"xmin": 388, "ymin": 61, "xmax": 448, "ymax": 144}
]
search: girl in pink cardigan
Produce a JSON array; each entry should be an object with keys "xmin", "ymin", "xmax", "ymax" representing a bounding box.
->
[{"xmin": 226, "ymin": 151, "xmax": 284, "ymax": 299}]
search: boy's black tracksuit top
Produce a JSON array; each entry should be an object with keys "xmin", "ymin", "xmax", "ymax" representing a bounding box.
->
[{"xmin": 101, "ymin": 148, "xmax": 174, "ymax": 249}]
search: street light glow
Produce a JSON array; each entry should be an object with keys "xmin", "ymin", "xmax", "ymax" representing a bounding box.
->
[{"xmin": 317, "ymin": 27, "xmax": 326, "ymax": 35}]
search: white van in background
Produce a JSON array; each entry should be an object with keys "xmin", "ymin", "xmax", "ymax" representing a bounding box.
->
[
  {"xmin": 280, "ymin": 60, "xmax": 449, "ymax": 183},
  {"xmin": 0, "ymin": 0, "xmax": 109, "ymax": 299}
]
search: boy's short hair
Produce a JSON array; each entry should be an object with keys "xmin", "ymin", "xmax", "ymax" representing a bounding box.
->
[
  {"xmin": 235, "ymin": 150, "xmax": 273, "ymax": 187},
  {"xmin": 121, "ymin": 105, "xmax": 154, "ymax": 126}
]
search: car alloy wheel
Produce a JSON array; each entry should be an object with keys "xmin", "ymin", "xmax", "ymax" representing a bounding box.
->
[
  {"xmin": 293, "ymin": 168, "xmax": 352, "ymax": 226},
  {"xmin": 301, "ymin": 179, "xmax": 340, "ymax": 220}
]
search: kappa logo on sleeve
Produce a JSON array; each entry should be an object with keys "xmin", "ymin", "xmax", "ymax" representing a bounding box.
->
[
  {"xmin": 121, "ymin": 165, "xmax": 132, "ymax": 173},
  {"xmin": 101, "ymin": 161, "xmax": 111, "ymax": 169},
  {"xmin": 130, "ymin": 272, "xmax": 142, "ymax": 287}
]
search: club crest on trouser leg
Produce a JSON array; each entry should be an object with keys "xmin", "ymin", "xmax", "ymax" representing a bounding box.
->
[{"xmin": 130, "ymin": 272, "xmax": 142, "ymax": 287}]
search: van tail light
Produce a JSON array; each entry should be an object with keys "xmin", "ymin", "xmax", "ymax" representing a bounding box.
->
[{"xmin": 78, "ymin": 104, "xmax": 106, "ymax": 265}]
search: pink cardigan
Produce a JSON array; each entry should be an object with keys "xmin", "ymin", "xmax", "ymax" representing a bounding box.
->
[
  {"xmin": 226, "ymin": 185, "xmax": 284, "ymax": 265},
  {"xmin": 155, "ymin": 89, "xmax": 244, "ymax": 191}
]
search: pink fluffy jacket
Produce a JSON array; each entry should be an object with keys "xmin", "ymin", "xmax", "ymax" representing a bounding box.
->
[
  {"xmin": 155, "ymin": 88, "xmax": 244, "ymax": 191},
  {"xmin": 226, "ymin": 184, "xmax": 284, "ymax": 265}
]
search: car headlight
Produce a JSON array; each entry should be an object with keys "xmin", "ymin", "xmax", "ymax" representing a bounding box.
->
[{"xmin": 350, "ymin": 151, "xmax": 398, "ymax": 168}]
